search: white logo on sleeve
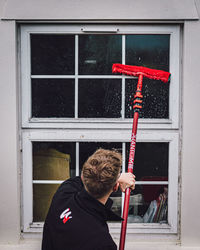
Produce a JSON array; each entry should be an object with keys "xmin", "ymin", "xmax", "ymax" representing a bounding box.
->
[{"xmin": 60, "ymin": 208, "xmax": 72, "ymax": 224}]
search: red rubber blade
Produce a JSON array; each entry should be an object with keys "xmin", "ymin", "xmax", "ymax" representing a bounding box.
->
[{"xmin": 112, "ymin": 63, "xmax": 170, "ymax": 83}]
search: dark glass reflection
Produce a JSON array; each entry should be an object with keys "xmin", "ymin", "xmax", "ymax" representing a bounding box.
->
[
  {"xmin": 33, "ymin": 184, "xmax": 59, "ymax": 222},
  {"xmin": 126, "ymin": 142, "xmax": 168, "ymax": 180},
  {"xmin": 32, "ymin": 79, "xmax": 75, "ymax": 118},
  {"xmin": 78, "ymin": 79, "xmax": 121, "ymax": 118},
  {"xmin": 125, "ymin": 79, "xmax": 169, "ymax": 119},
  {"xmin": 31, "ymin": 34, "xmax": 75, "ymax": 75},
  {"xmin": 33, "ymin": 142, "xmax": 76, "ymax": 179},
  {"xmin": 79, "ymin": 35, "xmax": 122, "ymax": 75},
  {"xmin": 126, "ymin": 35, "xmax": 169, "ymax": 71}
]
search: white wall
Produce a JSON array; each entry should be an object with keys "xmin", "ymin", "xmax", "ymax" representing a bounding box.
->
[
  {"xmin": 181, "ymin": 19, "xmax": 200, "ymax": 246},
  {"xmin": 1, "ymin": 0, "xmax": 198, "ymax": 20},
  {"xmin": 0, "ymin": 20, "xmax": 20, "ymax": 243}
]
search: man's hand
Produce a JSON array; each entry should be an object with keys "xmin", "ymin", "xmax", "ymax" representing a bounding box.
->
[{"xmin": 118, "ymin": 173, "xmax": 135, "ymax": 192}]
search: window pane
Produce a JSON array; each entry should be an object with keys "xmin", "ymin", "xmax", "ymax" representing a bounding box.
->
[
  {"xmin": 32, "ymin": 79, "xmax": 75, "ymax": 118},
  {"xmin": 126, "ymin": 142, "xmax": 168, "ymax": 180},
  {"xmin": 128, "ymin": 185, "xmax": 168, "ymax": 223},
  {"xmin": 78, "ymin": 79, "xmax": 121, "ymax": 118},
  {"xmin": 110, "ymin": 189, "xmax": 122, "ymax": 218},
  {"xmin": 79, "ymin": 35, "xmax": 122, "ymax": 75},
  {"xmin": 33, "ymin": 184, "xmax": 59, "ymax": 222},
  {"xmin": 126, "ymin": 35, "xmax": 169, "ymax": 72},
  {"xmin": 125, "ymin": 79, "xmax": 169, "ymax": 119},
  {"xmin": 33, "ymin": 142, "xmax": 76, "ymax": 179},
  {"xmin": 31, "ymin": 34, "xmax": 75, "ymax": 75},
  {"xmin": 79, "ymin": 142, "xmax": 122, "ymax": 173}
]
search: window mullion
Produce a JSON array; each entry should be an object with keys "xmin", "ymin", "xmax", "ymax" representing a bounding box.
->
[
  {"xmin": 76, "ymin": 142, "xmax": 79, "ymax": 176},
  {"xmin": 121, "ymin": 35, "xmax": 126, "ymax": 119},
  {"xmin": 75, "ymin": 35, "xmax": 79, "ymax": 118},
  {"xmin": 33, "ymin": 180, "xmax": 64, "ymax": 184},
  {"xmin": 31, "ymin": 75, "xmax": 75, "ymax": 79},
  {"xmin": 135, "ymin": 181, "xmax": 169, "ymax": 185}
]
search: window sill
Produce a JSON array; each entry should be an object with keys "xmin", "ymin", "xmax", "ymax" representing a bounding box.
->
[
  {"xmin": 24, "ymin": 221, "xmax": 176, "ymax": 234},
  {"xmin": 109, "ymin": 222, "xmax": 176, "ymax": 234}
]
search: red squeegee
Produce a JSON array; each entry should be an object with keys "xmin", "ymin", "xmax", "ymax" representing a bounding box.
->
[
  {"xmin": 112, "ymin": 63, "xmax": 170, "ymax": 83},
  {"xmin": 112, "ymin": 63, "xmax": 171, "ymax": 250}
]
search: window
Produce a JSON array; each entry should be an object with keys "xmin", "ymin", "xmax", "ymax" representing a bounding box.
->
[{"xmin": 20, "ymin": 24, "xmax": 180, "ymax": 234}]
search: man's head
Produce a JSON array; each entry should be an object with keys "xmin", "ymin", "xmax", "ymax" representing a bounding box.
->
[{"xmin": 81, "ymin": 148, "xmax": 122, "ymax": 199}]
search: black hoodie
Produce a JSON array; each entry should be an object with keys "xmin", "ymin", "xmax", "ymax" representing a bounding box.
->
[{"xmin": 42, "ymin": 177, "xmax": 122, "ymax": 250}]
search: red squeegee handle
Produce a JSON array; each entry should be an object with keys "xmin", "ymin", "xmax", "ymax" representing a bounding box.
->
[
  {"xmin": 112, "ymin": 63, "xmax": 170, "ymax": 250},
  {"xmin": 119, "ymin": 74, "xmax": 143, "ymax": 250}
]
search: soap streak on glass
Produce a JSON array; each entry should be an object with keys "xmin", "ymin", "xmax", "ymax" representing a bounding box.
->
[{"xmin": 79, "ymin": 35, "xmax": 122, "ymax": 75}]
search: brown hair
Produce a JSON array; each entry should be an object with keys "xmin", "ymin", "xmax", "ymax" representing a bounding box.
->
[{"xmin": 81, "ymin": 148, "xmax": 122, "ymax": 199}]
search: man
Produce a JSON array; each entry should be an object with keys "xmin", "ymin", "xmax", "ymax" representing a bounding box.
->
[{"xmin": 42, "ymin": 148, "xmax": 135, "ymax": 250}]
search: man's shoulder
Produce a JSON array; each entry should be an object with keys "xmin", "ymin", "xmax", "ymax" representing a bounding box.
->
[
  {"xmin": 58, "ymin": 176, "xmax": 83, "ymax": 192},
  {"xmin": 52, "ymin": 176, "xmax": 83, "ymax": 200}
]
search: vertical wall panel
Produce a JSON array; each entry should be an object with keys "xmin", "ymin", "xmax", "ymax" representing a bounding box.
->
[
  {"xmin": 181, "ymin": 20, "xmax": 200, "ymax": 246},
  {"xmin": 0, "ymin": 20, "xmax": 20, "ymax": 243}
]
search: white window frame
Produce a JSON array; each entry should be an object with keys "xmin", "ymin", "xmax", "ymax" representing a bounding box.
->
[
  {"xmin": 20, "ymin": 24, "xmax": 180, "ymax": 130},
  {"xmin": 22, "ymin": 130, "xmax": 179, "ymax": 234},
  {"xmin": 20, "ymin": 24, "xmax": 180, "ymax": 235}
]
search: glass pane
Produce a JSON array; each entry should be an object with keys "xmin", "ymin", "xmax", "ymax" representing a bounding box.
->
[
  {"xmin": 31, "ymin": 34, "xmax": 75, "ymax": 75},
  {"xmin": 126, "ymin": 35, "xmax": 169, "ymax": 72},
  {"xmin": 33, "ymin": 184, "xmax": 59, "ymax": 222},
  {"xmin": 32, "ymin": 79, "xmax": 75, "ymax": 118},
  {"xmin": 128, "ymin": 185, "xmax": 168, "ymax": 223},
  {"xmin": 78, "ymin": 79, "xmax": 121, "ymax": 118},
  {"xmin": 126, "ymin": 142, "xmax": 168, "ymax": 180},
  {"xmin": 125, "ymin": 79, "xmax": 169, "ymax": 119},
  {"xmin": 79, "ymin": 142, "xmax": 122, "ymax": 173},
  {"xmin": 79, "ymin": 35, "xmax": 122, "ymax": 75},
  {"xmin": 33, "ymin": 142, "xmax": 76, "ymax": 179},
  {"xmin": 110, "ymin": 189, "xmax": 122, "ymax": 218}
]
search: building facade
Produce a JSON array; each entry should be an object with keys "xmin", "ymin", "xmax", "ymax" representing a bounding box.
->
[{"xmin": 0, "ymin": 0, "xmax": 200, "ymax": 249}]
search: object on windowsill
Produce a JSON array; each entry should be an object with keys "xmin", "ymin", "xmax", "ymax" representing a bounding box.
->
[
  {"xmin": 143, "ymin": 189, "xmax": 168, "ymax": 223},
  {"xmin": 143, "ymin": 200, "xmax": 157, "ymax": 223},
  {"xmin": 33, "ymin": 148, "xmax": 71, "ymax": 221},
  {"xmin": 128, "ymin": 215, "xmax": 143, "ymax": 223},
  {"xmin": 153, "ymin": 193, "xmax": 168, "ymax": 223},
  {"xmin": 33, "ymin": 148, "xmax": 70, "ymax": 180}
]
